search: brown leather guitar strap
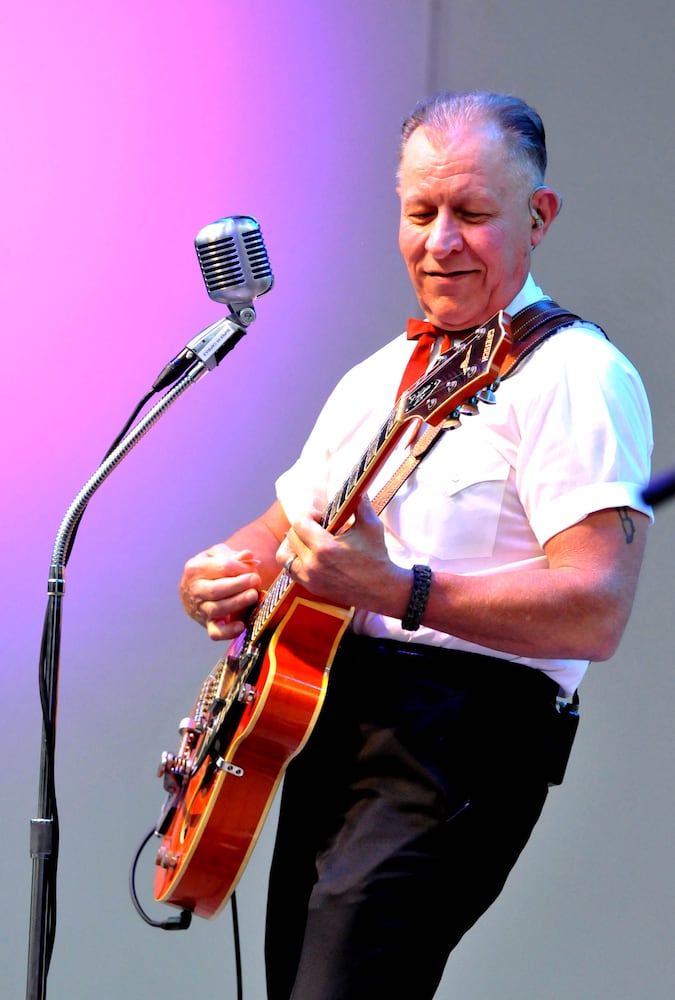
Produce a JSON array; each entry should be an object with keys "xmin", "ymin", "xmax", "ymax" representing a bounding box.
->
[
  {"xmin": 371, "ymin": 300, "xmax": 586, "ymax": 514},
  {"xmin": 499, "ymin": 299, "xmax": 585, "ymax": 379}
]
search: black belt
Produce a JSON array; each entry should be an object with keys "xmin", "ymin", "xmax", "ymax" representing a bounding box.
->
[{"xmin": 337, "ymin": 631, "xmax": 560, "ymax": 704}]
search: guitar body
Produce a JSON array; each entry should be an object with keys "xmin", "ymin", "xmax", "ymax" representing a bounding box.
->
[{"xmin": 153, "ymin": 593, "xmax": 353, "ymax": 918}]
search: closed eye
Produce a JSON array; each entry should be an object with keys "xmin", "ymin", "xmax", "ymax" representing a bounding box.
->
[
  {"xmin": 459, "ymin": 210, "xmax": 491, "ymax": 223},
  {"xmin": 407, "ymin": 208, "xmax": 436, "ymax": 223}
]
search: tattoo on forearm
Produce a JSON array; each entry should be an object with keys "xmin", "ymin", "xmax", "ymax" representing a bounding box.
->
[{"xmin": 618, "ymin": 507, "xmax": 635, "ymax": 543}]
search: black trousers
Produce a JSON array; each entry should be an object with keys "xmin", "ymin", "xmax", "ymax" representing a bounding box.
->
[{"xmin": 264, "ymin": 634, "xmax": 567, "ymax": 1000}]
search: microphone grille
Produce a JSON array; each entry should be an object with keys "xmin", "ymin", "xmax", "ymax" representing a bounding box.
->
[
  {"xmin": 241, "ymin": 226, "xmax": 273, "ymax": 282},
  {"xmin": 195, "ymin": 215, "xmax": 273, "ymax": 305}
]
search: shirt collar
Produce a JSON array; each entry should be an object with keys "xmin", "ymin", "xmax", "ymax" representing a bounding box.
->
[
  {"xmin": 410, "ymin": 274, "xmax": 549, "ymax": 336},
  {"xmin": 505, "ymin": 273, "xmax": 548, "ymax": 317}
]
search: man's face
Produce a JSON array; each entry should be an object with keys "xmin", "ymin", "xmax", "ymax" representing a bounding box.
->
[{"xmin": 398, "ymin": 122, "xmax": 535, "ymax": 332}]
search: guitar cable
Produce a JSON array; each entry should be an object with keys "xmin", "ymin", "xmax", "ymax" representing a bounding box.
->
[
  {"xmin": 128, "ymin": 828, "xmax": 244, "ymax": 999},
  {"xmin": 128, "ymin": 827, "xmax": 193, "ymax": 930}
]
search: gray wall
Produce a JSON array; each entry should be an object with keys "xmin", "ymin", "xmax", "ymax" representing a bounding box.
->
[
  {"xmin": 3, "ymin": 2, "xmax": 674, "ymax": 998},
  {"xmin": 429, "ymin": 3, "xmax": 675, "ymax": 997}
]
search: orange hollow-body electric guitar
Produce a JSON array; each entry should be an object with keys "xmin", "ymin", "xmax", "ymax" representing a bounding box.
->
[{"xmin": 152, "ymin": 312, "xmax": 512, "ymax": 918}]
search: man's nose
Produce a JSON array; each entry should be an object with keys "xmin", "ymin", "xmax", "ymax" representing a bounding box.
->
[{"xmin": 426, "ymin": 212, "xmax": 463, "ymax": 255}]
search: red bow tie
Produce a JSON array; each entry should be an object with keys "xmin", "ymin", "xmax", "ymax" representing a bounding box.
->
[
  {"xmin": 397, "ymin": 318, "xmax": 453, "ymax": 400},
  {"xmin": 405, "ymin": 317, "xmax": 450, "ymax": 343}
]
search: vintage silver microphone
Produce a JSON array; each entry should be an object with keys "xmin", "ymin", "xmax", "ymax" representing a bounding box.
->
[
  {"xmin": 195, "ymin": 214, "xmax": 274, "ymax": 317},
  {"xmin": 153, "ymin": 215, "xmax": 273, "ymax": 391}
]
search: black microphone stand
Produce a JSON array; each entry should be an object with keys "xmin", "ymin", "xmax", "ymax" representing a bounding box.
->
[{"xmin": 25, "ymin": 310, "xmax": 252, "ymax": 1000}]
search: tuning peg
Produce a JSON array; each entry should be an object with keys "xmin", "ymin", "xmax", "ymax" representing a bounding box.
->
[
  {"xmin": 442, "ymin": 414, "xmax": 462, "ymax": 431},
  {"xmin": 459, "ymin": 397, "xmax": 480, "ymax": 415},
  {"xmin": 476, "ymin": 386, "xmax": 498, "ymax": 404}
]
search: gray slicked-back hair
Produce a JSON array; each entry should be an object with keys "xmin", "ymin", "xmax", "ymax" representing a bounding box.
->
[{"xmin": 399, "ymin": 90, "xmax": 547, "ymax": 187}]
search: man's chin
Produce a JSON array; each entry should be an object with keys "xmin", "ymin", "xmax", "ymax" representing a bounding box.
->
[{"xmin": 426, "ymin": 305, "xmax": 485, "ymax": 333}]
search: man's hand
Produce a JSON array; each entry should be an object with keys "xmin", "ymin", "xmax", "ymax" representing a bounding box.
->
[
  {"xmin": 179, "ymin": 501, "xmax": 292, "ymax": 641},
  {"xmin": 277, "ymin": 496, "xmax": 411, "ymax": 620},
  {"xmin": 179, "ymin": 544, "xmax": 262, "ymax": 641}
]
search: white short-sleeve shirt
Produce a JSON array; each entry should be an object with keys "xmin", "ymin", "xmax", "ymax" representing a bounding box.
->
[{"xmin": 275, "ymin": 277, "xmax": 654, "ymax": 696}]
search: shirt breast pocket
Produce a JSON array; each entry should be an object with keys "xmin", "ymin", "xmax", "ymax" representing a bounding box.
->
[{"xmin": 399, "ymin": 434, "xmax": 511, "ymax": 562}]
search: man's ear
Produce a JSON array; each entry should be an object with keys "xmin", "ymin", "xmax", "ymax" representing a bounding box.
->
[{"xmin": 530, "ymin": 186, "xmax": 562, "ymax": 248}]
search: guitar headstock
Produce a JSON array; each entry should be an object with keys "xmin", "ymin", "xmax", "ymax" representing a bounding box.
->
[{"xmin": 400, "ymin": 311, "xmax": 513, "ymax": 425}]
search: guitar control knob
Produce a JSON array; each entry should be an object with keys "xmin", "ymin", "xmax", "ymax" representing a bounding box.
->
[
  {"xmin": 158, "ymin": 751, "xmax": 174, "ymax": 778},
  {"xmin": 178, "ymin": 716, "xmax": 201, "ymax": 736},
  {"xmin": 158, "ymin": 751, "xmax": 183, "ymax": 793},
  {"xmin": 238, "ymin": 683, "xmax": 258, "ymax": 705},
  {"xmin": 155, "ymin": 845, "xmax": 181, "ymax": 870}
]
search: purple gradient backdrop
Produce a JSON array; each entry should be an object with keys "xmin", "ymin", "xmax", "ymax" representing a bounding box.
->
[{"xmin": 1, "ymin": 0, "xmax": 421, "ymax": 671}]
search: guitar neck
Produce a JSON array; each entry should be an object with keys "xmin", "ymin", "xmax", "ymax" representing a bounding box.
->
[
  {"xmin": 247, "ymin": 409, "xmax": 407, "ymax": 645},
  {"xmin": 248, "ymin": 311, "xmax": 512, "ymax": 644}
]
